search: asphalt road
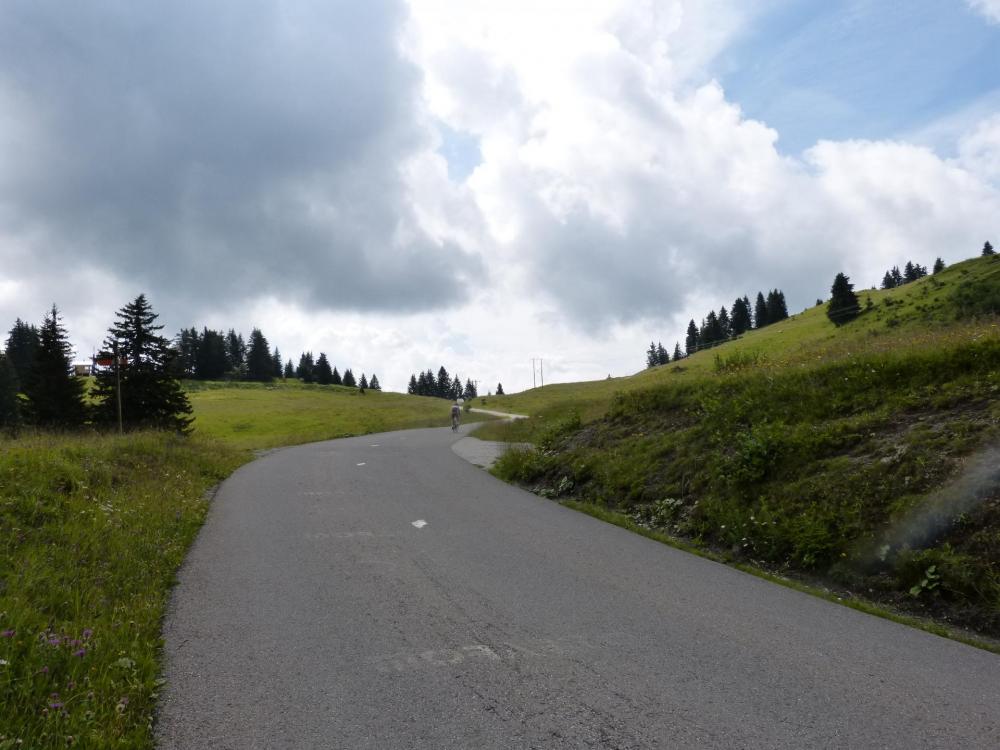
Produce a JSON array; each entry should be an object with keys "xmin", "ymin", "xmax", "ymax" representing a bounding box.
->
[{"xmin": 157, "ymin": 426, "xmax": 1000, "ymax": 749}]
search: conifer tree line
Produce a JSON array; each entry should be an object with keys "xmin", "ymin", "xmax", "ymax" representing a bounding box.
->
[
  {"xmin": 646, "ymin": 288, "xmax": 789, "ymax": 367},
  {"xmin": 173, "ymin": 326, "xmax": 380, "ymax": 390},
  {"xmin": 880, "ymin": 259, "xmax": 935, "ymax": 289},
  {"xmin": 2, "ymin": 295, "xmax": 191, "ymax": 433},
  {"xmin": 407, "ymin": 366, "xmax": 480, "ymax": 400}
]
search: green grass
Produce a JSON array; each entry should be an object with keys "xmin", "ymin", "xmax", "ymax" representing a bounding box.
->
[
  {"xmin": 488, "ymin": 255, "xmax": 1000, "ymax": 639},
  {"xmin": 187, "ymin": 379, "xmax": 492, "ymax": 451},
  {"xmin": 0, "ymin": 431, "xmax": 247, "ymax": 748}
]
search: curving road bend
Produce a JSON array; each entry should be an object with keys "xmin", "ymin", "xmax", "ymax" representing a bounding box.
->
[{"xmin": 156, "ymin": 426, "xmax": 999, "ymax": 749}]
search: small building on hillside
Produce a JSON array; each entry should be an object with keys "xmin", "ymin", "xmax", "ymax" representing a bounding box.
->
[{"xmin": 73, "ymin": 363, "xmax": 93, "ymax": 377}]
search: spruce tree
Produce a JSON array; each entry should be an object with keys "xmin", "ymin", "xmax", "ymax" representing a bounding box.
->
[
  {"xmin": 646, "ymin": 341, "xmax": 658, "ymax": 369},
  {"xmin": 890, "ymin": 266, "xmax": 903, "ymax": 287},
  {"xmin": 881, "ymin": 271, "xmax": 896, "ymax": 290},
  {"xmin": 903, "ymin": 261, "xmax": 917, "ymax": 283},
  {"xmin": 464, "ymin": 378, "xmax": 477, "ymax": 399},
  {"xmin": 284, "ymin": 359, "xmax": 295, "ymax": 379},
  {"xmin": 195, "ymin": 328, "xmax": 229, "ymax": 380},
  {"xmin": 754, "ymin": 292, "xmax": 768, "ymax": 328},
  {"xmin": 408, "ymin": 374, "xmax": 418, "ymax": 395},
  {"xmin": 226, "ymin": 330, "xmax": 246, "ymax": 375},
  {"xmin": 685, "ymin": 320, "xmax": 699, "ymax": 355},
  {"xmin": 718, "ymin": 307, "xmax": 731, "ymax": 338},
  {"xmin": 5, "ymin": 318, "xmax": 40, "ymax": 387},
  {"xmin": 175, "ymin": 328, "xmax": 200, "ymax": 378},
  {"xmin": 933, "ymin": 257, "xmax": 945, "ymax": 274},
  {"xmin": 766, "ymin": 289, "xmax": 788, "ymax": 323},
  {"xmin": 22, "ymin": 305, "xmax": 87, "ymax": 428},
  {"xmin": 730, "ymin": 298, "xmax": 752, "ymax": 336},
  {"xmin": 246, "ymin": 328, "xmax": 273, "ymax": 382},
  {"xmin": 331, "ymin": 366, "xmax": 342, "ymax": 386},
  {"xmin": 315, "ymin": 353, "xmax": 333, "ymax": 384},
  {"xmin": 983, "ymin": 241, "xmax": 995, "ymax": 256},
  {"xmin": 673, "ymin": 342, "xmax": 683, "ymax": 361},
  {"xmin": 703, "ymin": 311, "xmax": 723, "ymax": 345},
  {"xmin": 436, "ymin": 367, "xmax": 450, "ymax": 399},
  {"xmin": 496, "ymin": 382, "xmax": 504, "ymax": 395},
  {"xmin": 449, "ymin": 374, "xmax": 462, "ymax": 399},
  {"xmin": 827, "ymin": 273, "xmax": 861, "ymax": 327},
  {"xmin": 369, "ymin": 374, "xmax": 381, "ymax": 391},
  {"xmin": 92, "ymin": 295, "xmax": 192, "ymax": 432},
  {"xmin": 342, "ymin": 368, "xmax": 356, "ymax": 387},
  {"xmin": 359, "ymin": 373, "xmax": 369, "ymax": 389},
  {"xmin": 297, "ymin": 352, "xmax": 315, "ymax": 382},
  {"xmin": 272, "ymin": 347, "xmax": 283, "ymax": 378},
  {"xmin": 0, "ymin": 352, "xmax": 21, "ymax": 433},
  {"xmin": 656, "ymin": 342, "xmax": 669, "ymax": 365}
]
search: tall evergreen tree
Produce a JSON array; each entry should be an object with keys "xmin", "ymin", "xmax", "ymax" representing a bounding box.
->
[
  {"xmin": 408, "ymin": 374, "xmax": 418, "ymax": 394},
  {"xmin": 685, "ymin": 320, "xmax": 699, "ymax": 355},
  {"xmin": 766, "ymin": 289, "xmax": 788, "ymax": 323},
  {"xmin": 272, "ymin": 347, "xmax": 283, "ymax": 378},
  {"xmin": 656, "ymin": 342, "xmax": 669, "ymax": 365},
  {"xmin": 450, "ymin": 374, "xmax": 462, "ymax": 399},
  {"xmin": 5, "ymin": 318, "xmax": 40, "ymax": 387},
  {"xmin": 881, "ymin": 271, "xmax": 896, "ymax": 289},
  {"xmin": 195, "ymin": 328, "xmax": 229, "ymax": 380},
  {"xmin": 92, "ymin": 295, "xmax": 191, "ymax": 431},
  {"xmin": 435, "ymin": 366, "xmax": 450, "ymax": 399},
  {"xmin": 315, "ymin": 353, "xmax": 333, "ymax": 384},
  {"xmin": 358, "ymin": 373, "xmax": 369, "ymax": 389},
  {"xmin": 22, "ymin": 305, "xmax": 87, "ymax": 428},
  {"xmin": 983, "ymin": 241, "xmax": 995, "ymax": 256},
  {"xmin": 175, "ymin": 327, "xmax": 200, "ymax": 378},
  {"xmin": 245, "ymin": 328, "xmax": 273, "ymax": 382},
  {"xmin": 496, "ymin": 382, "xmax": 504, "ymax": 395},
  {"xmin": 226, "ymin": 330, "xmax": 246, "ymax": 374},
  {"xmin": 827, "ymin": 273, "xmax": 861, "ymax": 327},
  {"xmin": 890, "ymin": 266, "xmax": 904, "ymax": 287},
  {"xmin": 754, "ymin": 292, "xmax": 768, "ymax": 328},
  {"xmin": 730, "ymin": 297, "xmax": 752, "ymax": 336},
  {"xmin": 646, "ymin": 341, "xmax": 659, "ymax": 369},
  {"xmin": 717, "ymin": 307, "xmax": 731, "ymax": 339},
  {"xmin": 932, "ymin": 257, "xmax": 945, "ymax": 274},
  {"xmin": 342, "ymin": 368, "xmax": 356, "ymax": 387},
  {"xmin": 672, "ymin": 342, "xmax": 683, "ymax": 361},
  {"xmin": 369, "ymin": 374, "xmax": 381, "ymax": 391},
  {"xmin": 284, "ymin": 359, "xmax": 295, "ymax": 379},
  {"xmin": 0, "ymin": 352, "xmax": 21, "ymax": 432},
  {"xmin": 331, "ymin": 366, "xmax": 342, "ymax": 386},
  {"xmin": 464, "ymin": 378, "xmax": 478, "ymax": 399},
  {"xmin": 903, "ymin": 261, "xmax": 917, "ymax": 283},
  {"xmin": 297, "ymin": 352, "xmax": 315, "ymax": 382},
  {"xmin": 702, "ymin": 311, "xmax": 724, "ymax": 345}
]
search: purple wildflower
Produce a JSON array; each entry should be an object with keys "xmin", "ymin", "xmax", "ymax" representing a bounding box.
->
[
  {"xmin": 74, "ymin": 648, "xmax": 86, "ymax": 658},
  {"xmin": 1, "ymin": 629, "xmax": 14, "ymax": 638},
  {"xmin": 38, "ymin": 666, "xmax": 49, "ymax": 674},
  {"xmin": 82, "ymin": 628, "xmax": 93, "ymax": 640},
  {"xmin": 49, "ymin": 701, "xmax": 64, "ymax": 710}
]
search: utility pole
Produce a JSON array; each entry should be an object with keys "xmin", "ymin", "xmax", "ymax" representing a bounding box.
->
[
  {"xmin": 540, "ymin": 359, "xmax": 544, "ymax": 387},
  {"xmin": 114, "ymin": 339, "xmax": 123, "ymax": 435},
  {"xmin": 530, "ymin": 358, "xmax": 545, "ymax": 389},
  {"xmin": 530, "ymin": 359, "xmax": 537, "ymax": 389}
]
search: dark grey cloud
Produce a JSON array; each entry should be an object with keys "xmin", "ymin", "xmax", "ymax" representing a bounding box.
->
[{"xmin": 0, "ymin": 0, "xmax": 480, "ymax": 318}]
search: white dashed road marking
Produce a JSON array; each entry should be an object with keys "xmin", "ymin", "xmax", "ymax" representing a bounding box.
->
[
  {"xmin": 411, "ymin": 520, "xmax": 428, "ymax": 529},
  {"xmin": 357, "ymin": 462, "xmax": 366, "ymax": 466}
]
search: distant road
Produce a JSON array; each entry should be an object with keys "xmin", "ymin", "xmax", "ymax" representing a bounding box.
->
[{"xmin": 157, "ymin": 426, "xmax": 999, "ymax": 749}]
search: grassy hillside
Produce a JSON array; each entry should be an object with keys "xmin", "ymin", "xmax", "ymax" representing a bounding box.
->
[
  {"xmin": 187, "ymin": 380, "xmax": 490, "ymax": 451},
  {"xmin": 486, "ymin": 255, "xmax": 1000, "ymax": 638}
]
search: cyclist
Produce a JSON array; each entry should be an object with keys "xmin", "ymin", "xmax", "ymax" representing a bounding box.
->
[{"xmin": 451, "ymin": 400, "xmax": 461, "ymax": 431}]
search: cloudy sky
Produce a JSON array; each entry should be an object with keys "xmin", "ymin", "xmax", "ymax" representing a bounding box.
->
[{"xmin": 2, "ymin": 0, "xmax": 998, "ymax": 393}]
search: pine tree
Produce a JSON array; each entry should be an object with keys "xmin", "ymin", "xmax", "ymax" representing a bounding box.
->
[
  {"xmin": 272, "ymin": 347, "xmax": 283, "ymax": 378},
  {"xmin": 359, "ymin": 373, "xmax": 369, "ymax": 389},
  {"xmin": 766, "ymin": 289, "xmax": 788, "ymax": 323},
  {"xmin": 685, "ymin": 320, "xmax": 699, "ymax": 355},
  {"xmin": 646, "ymin": 341, "xmax": 658, "ymax": 369},
  {"xmin": 449, "ymin": 374, "xmax": 462, "ymax": 400},
  {"xmin": 933, "ymin": 257, "xmax": 945, "ymax": 274},
  {"xmin": 730, "ymin": 297, "xmax": 752, "ymax": 336},
  {"xmin": 718, "ymin": 307, "xmax": 731, "ymax": 339},
  {"xmin": 983, "ymin": 241, "xmax": 994, "ymax": 256},
  {"xmin": 408, "ymin": 374, "xmax": 418, "ymax": 395},
  {"xmin": 881, "ymin": 271, "xmax": 896, "ymax": 290},
  {"xmin": 331, "ymin": 366, "xmax": 342, "ymax": 386},
  {"xmin": 315, "ymin": 353, "xmax": 333, "ymax": 384},
  {"xmin": 464, "ymin": 378, "xmax": 478, "ymax": 399},
  {"xmin": 5, "ymin": 318, "xmax": 40, "ymax": 388},
  {"xmin": 284, "ymin": 359, "xmax": 295, "ymax": 379},
  {"xmin": 891, "ymin": 266, "xmax": 903, "ymax": 287},
  {"xmin": 436, "ymin": 367, "xmax": 450, "ymax": 399},
  {"xmin": 297, "ymin": 352, "xmax": 315, "ymax": 382},
  {"xmin": 656, "ymin": 342, "xmax": 669, "ymax": 365},
  {"xmin": 369, "ymin": 374, "xmax": 381, "ymax": 391},
  {"xmin": 226, "ymin": 330, "xmax": 246, "ymax": 375},
  {"xmin": 342, "ymin": 368, "xmax": 356, "ymax": 387},
  {"xmin": 673, "ymin": 342, "xmax": 683, "ymax": 361},
  {"xmin": 903, "ymin": 261, "xmax": 917, "ymax": 283},
  {"xmin": 496, "ymin": 382, "xmax": 504, "ymax": 395},
  {"xmin": 827, "ymin": 273, "xmax": 861, "ymax": 327},
  {"xmin": 92, "ymin": 295, "xmax": 191, "ymax": 432},
  {"xmin": 195, "ymin": 328, "xmax": 229, "ymax": 380},
  {"xmin": 22, "ymin": 305, "xmax": 87, "ymax": 427},
  {"xmin": 175, "ymin": 327, "xmax": 200, "ymax": 378},
  {"xmin": 0, "ymin": 352, "xmax": 21, "ymax": 432},
  {"xmin": 245, "ymin": 328, "xmax": 273, "ymax": 382},
  {"xmin": 754, "ymin": 292, "xmax": 768, "ymax": 328}
]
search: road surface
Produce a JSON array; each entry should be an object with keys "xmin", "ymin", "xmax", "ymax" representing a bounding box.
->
[{"xmin": 157, "ymin": 426, "xmax": 999, "ymax": 749}]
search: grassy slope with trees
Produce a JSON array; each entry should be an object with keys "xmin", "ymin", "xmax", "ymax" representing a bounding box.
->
[{"xmin": 483, "ymin": 255, "xmax": 1000, "ymax": 639}]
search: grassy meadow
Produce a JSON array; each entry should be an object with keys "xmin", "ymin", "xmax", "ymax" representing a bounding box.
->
[
  {"xmin": 486, "ymin": 255, "xmax": 1000, "ymax": 639},
  {"xmin": 186, "ymin": 379, "xmax": 490, "ymax": 451}
]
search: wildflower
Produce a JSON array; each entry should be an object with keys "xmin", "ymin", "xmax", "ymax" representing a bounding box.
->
[
  {"xmin": 82, "ymin": 629, "xmax": 93, "ymax": 640},
  {"xmin": 38, "ymin": 666, "xmax": 49, "ymax": 675},
  {"xmin": 0, "ymin": 659, "xmax": 7, "ymax": 666},
  {"xmin": 74, "ymin": 649, "xmax": 86, "ymax": 658},
  {"xmin": 1, "ymin": 629, "xmax": 14, "ymax": 638}
]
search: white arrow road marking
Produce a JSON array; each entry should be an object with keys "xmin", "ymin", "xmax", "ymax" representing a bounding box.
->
[{"xmin": 411, "ymin": 520, "xmax": 427, "ymax": 529}]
